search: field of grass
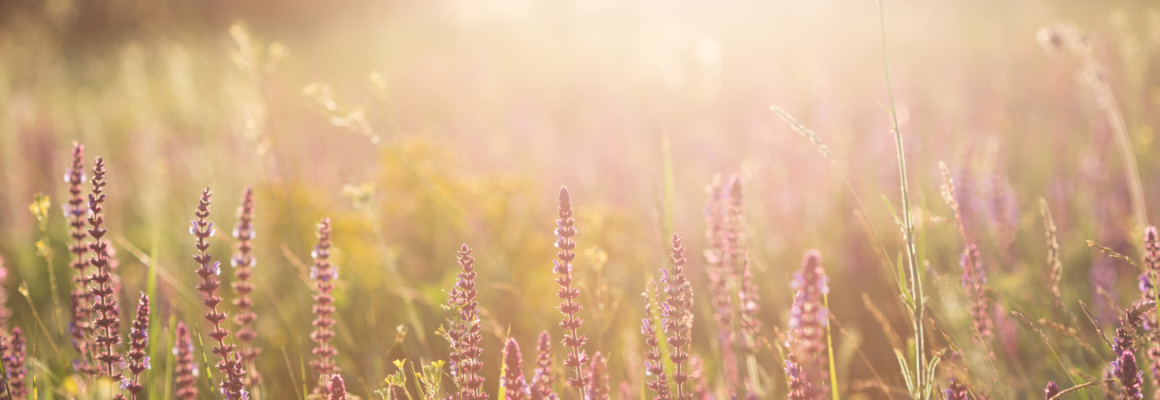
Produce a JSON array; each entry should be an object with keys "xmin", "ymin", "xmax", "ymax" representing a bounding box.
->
[{"xmin": 4, "ymin": 0, "xmax": 1160, "ymax": 399}]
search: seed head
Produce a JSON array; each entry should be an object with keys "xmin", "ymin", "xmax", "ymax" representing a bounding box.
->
[{"xmin": 960, "ymin": 244, "xmax": 993, "ymax": 343}]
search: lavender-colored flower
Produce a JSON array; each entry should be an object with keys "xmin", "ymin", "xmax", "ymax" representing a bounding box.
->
[
  {"xmin": 721, "ymin": 175, "xmax": 746, "ymax": 280},
  {"xmin": 1103, "ymin": 366, "xmax": 1118, "ymax": 400},
  {"xmin": 661, "ymin": 234, "xmax": 694, "ymax": 400},
  {"xmin": 689, "ymin": 355, "xmax": 708, "ymax": 400},
  {"xmin": 1115, "ymin": 352, "xmax": 1144, "ymax": 400},
  {"xmin": 642, "ymin": 280, "xmax": 672, "ymax": 400},
  {"xmin": 988, "ymin": 166, "xmax": 1018, "ymax": 257},
  {"xmin": 0, "ymin": 332, "xmax": 7, "ymax": 396},
  {"xmin": 330, "ymin": 374, "xmax": 348, "ymax": 400},
  {"xmin": 1142, "ymin": 227, "xmax": 1160, "ymax": 331},
  {"xmin": 1112, "ymin": 301, "xmax": 1153, "ymax": 400},
  {"xmin": 0, "ymin": 257, "xmax": 9, "ymax": 357},
  {"xmin": 954, "ymin": 161, "xmax": 979, "ymax": 239},
  {"xmin": 786, "ymin": 250, "xmax": 830, "ymax": 399},
  {"xmin": 87, "ymin": 156, "xmax": 123, "ymax": 379},
  {"xmin": 503, "ymin": 337, "xmax": 528, "ymax": 400},
  {"xmin": 0, "ymin": 260, "xmax": 6, "ymax": 327},
  {"xmin": 703, "ymin": 175, "xmax": 739, "ymax": 394},
  {"xmin": 445, "ymin": 244, "xmax": 487, "ymax": 400},
  {"xmin": 531, "ymin": 331, "xmax": 557, "ymax": 400},
  {"xmin": 785, "ymin": 360, "xmax": 810, "ymax": 400},
  {"xmin": 588, "ymin": 351, "xmax": 610, "ymax": 400},
  {"xmin": 232, "ymin": 187, "xmax": 261, "ymax": 385},
  {"xmin": 1138, "ymin": 274, "xmax": 1153, "ymax": 302},
  {"xmin": 68, "ymin": 290, "xmax": 94, "ymax": 374},
  {"xmin": 1136, "ymin": 228, "xmax": 1160, "ymax": 400},
  {"xmin": 1092, "ymin": 258, "xmax": 1120, "ymax": 325},
  {"xmin": 994, "ymin": 304, "xmax": 1018, "ymax": 358},
  {"xmin": 1150, "ymin": 342, "xmax": 1160, "ymax": 400},
  {"xmin": 175, "ymin": 322, "xmax": 199, "ymax": 399},
  {"xmin": 719, "ymin": 176, "xmax": 761, "ymax": 398},
  {"xmin": 738, "ymin": 260, "xmax": 761, "ymax": 355},
  {"xmin": 64, "ymin": 143, "xmax": 95, "ymax": 375},
  {"xmin": 125, "ymin": 293, "xmax": 150, "ymax": 399},
  {"xmin": 1146, "ymin": 227, "xmax": 1160, "ymax": 274},
  {"xmin": 960, "ymin": 244, "xmax": 993, "ymax": 343},
  {"xmin": 4, "ymin": 327, "xmax": 26, "ymax": 400},
  {"xmin": 944, "ymin": 377, "xmax": 968, "ymax": 400},
  {"xmin": 619, "ymin": 382, "xmax": 634, "ymax": 400},
  {"xmin": 1045, "ymin": 381, "xmax": 1059, "ymax": 400},
  {"xmin": 310, "ymin": 218, "xmax": 340, "ymax": 396},
  {"xmin": 554, "ymin": 187, "xmax": 591, "ymax": 396},
  {"xmin": 191, "ymin": 188, "xmax": 246, "ymax": 399}
]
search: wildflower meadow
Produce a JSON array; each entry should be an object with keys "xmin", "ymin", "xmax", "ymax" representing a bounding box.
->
[{"xmin": 2, "ymin": 0, "xmax": 1160, "ymax": 399}]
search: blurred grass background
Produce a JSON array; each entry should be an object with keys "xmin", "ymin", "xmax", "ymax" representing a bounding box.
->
[{"xmin": 2, "ymin": 0, "xmax": 1160, "ymax": 398}]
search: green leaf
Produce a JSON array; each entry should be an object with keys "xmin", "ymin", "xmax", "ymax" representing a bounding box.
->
[
  {"xmin": 893, "ymin": 349, "xmax": 915, "ymax": 394},
  {"xmin": 498, "ymin": 357, "xmax": 506, "ymax": 400},
  {"xmin": 923, "ymin": 356, "xmax": 941, "ymax": 399},
  {"xmin": 882, "ymin": 195, "xmax": 901, "ymax": 226},
  {"xmin": 895, "ymin": 253, "xmax": 912, "ymax": 306}
]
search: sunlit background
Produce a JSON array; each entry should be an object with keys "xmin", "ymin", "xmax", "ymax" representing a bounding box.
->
[{"xmin": 2, "ymin": 0, "xmax": 1160, "ymax": 398}]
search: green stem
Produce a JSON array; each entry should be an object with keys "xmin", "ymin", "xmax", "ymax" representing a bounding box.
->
[
  {"xmin": 877, "ymin": 1, "xmax": 927, "ymax": 398},
  {"xmin": 1090, "ymin": 71, "xmax": 1147, "ymax": 235},
  {"xmin": 824, "ymin": 292, "xmax": 840, "ymax": 400},
  {"xmin": 41, "ymin": 242, "xmax": 62, "ymax": 337}
]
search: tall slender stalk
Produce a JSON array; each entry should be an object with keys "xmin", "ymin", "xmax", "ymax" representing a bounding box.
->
[
  {"xmin": 1084, "ymin": 65, "xmax": 1147, "ymax": 235},
  {"xmin": 232, "ymin": 187, "xmax": 260, "ymax": 386},
  {"xmin": 554, "ymin": 187, "xmax": 590, "ymax": 400},
  {"xmin": 174, "ymin": 321, "xmax": 199, "ymax": 400},
  {"xmin": 64, "ymin": 143, "xmax": 97, "ymax": 377},
  {"xmin": 662, "ymin": 234, "xmax": 694, "ymax": 400},
  {"xmin": 191, "ymin": 188, "xmax": 246, "ymax": 399},
  {"xmin": 642, "ymin": 280, "xmax": 672, "ymax": 400},
  {"xmin": 502, "ymin": 337, "xmax": 527, "ymax": 400},
  {"xmin": 877, "ymin": 2, "xmax": 933, "ymax": 398},
  {"xmin": 88, "ymin": 157, "xmax": 123, "ymax": 381},
  {"xmin": 309, "ymin": 218, "xmax": 339, "ymax": 396},
  {"xmin": 445, "ymin": 244, "xmax": 486, "ymax": 400},
  {"xmin": 530, "ymin": 331, "xmax": 555, "ymax": 400},
  {"xmin": 126, "ymin": 293, "xmax": 150, "ymax": 400},
  {"xmin": 1037, "ymin": 22, "xmax": 1148, "ymax": 247}
]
